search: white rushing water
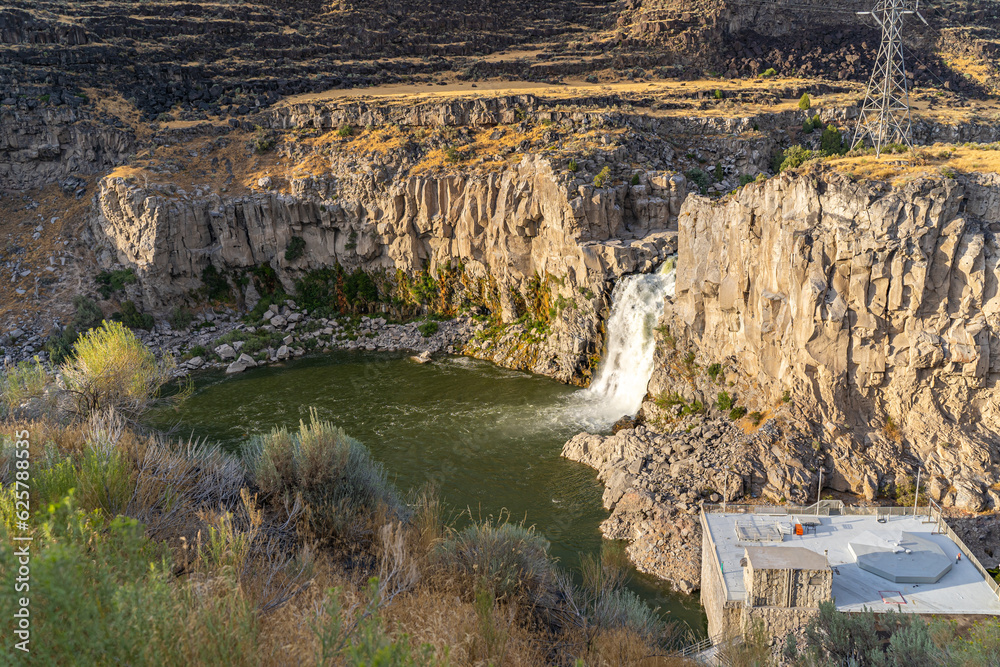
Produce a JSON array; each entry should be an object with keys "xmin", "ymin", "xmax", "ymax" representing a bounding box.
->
[{"xmin": 576, "ymin": 258, "xmax": 677, "ymax": 422}]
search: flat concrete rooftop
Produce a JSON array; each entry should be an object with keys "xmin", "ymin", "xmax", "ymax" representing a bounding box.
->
[{"xmin": 703, "ymin": 511, "xmax": 1000, "ymax": 615}]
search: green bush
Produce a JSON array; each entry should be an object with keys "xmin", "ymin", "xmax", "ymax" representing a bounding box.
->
[
  {"xmin": 61, "ymin": 320, "xmax": 176, "ymax": 418},
  {"xmin": 739, "ymin": 174, "xmax": 755, "ymax": 187},
  {"xmin": 169, "ymin": 307, "xmax": 194, "ymax": 330},
  {"xmin": 774, "ymin": 145, "xmax": 816, "ymax": 172},
  {"xmin": 114, "ymin": 300, "xmax": 154, "ymax": 330},
  {"xmin": 713, "ymin": 89, "xmax": 723, "ymax": 100},
  {"xmin": 593, "ymin": 165, "xmax": 612, "ymax": 188},
  {"xmin": 446, "ymin": 146, "xmax": 462, "ymax": 164},
  {"xmin": 344, "ymin": 268, "xmax": 379, "ymax": 305},
  {"xmin": 630, "ymin": 173, "xmax": 640, "ymax": 186},
  {"xmin": 568, "ymin": 158, "xmax": 579, "ymax": 172},
  {"xmin": 799, "ymin": 92, "xmax": 811, "ymax": 110},
  {"xmin": 200, "ymin": 265, "xmax": 231, "ymax": 302},
  {"xmin": 820, "ymin": 124, "xmax": 846, "ymax": 154},
  {"xmin": 437, "ymin": 520, "xmax": 557, "ymax": 602},
  {"xmin": 760, "ymin": 67, "xmax": 777, "ymax": 78},
  {"xmin": 706, "ymin": 363, "xmax": 723, "ymax": 382},
  {"xmin": 285, "ymin": 236, "xmax": 306, "ymax": 262},
  {"xmin": 338, "ymin": 125, "xmax": 353, "ymax": 138},
  {"xmin": 714, "ymin": 163, "xmax": 723, "ymax": 181},
  {"xmin": 684, "ymin": 168, "xmax": 711, "ymax": 195},
  {"xmin": 0, "ymin": 494, "xmax": 261, "ymax": 665},
  {"xmin": 716, "ymin": 390, "xmax": 734, "ymax": 411},
  {"xmin": 46, "ymin": 293, "xmax": 101, "ymax": 364},
  {"xmin": 245, "ymin": 411, "xmax": 403, "ymax": 542},
  {"xmin": 729, "ymin": 406, "xmax": 747, "ymax": 421},
  {"xmin": 96, "ymin": 268, "xmax": 138, "ymax": 299},
  {"xmin": 418, "ymin": 321, "xmax": 439, "ymax": 337},
  {"xmin": 73, "ymin": 295, "xmax": 104, "ymax": 332},
  {"xmin": 115, "ymin": 300, "xmax": 153, "ymax": 330},
  {"xmin": 0, "ymin": 357, "xmax": 49, "ymax": 411},
  {"xmin": 44, "ymin": 327, "xmax": 77, "ymax": 365}
]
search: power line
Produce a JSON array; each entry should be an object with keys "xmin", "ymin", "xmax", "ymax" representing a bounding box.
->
[{"xmin": 852, "ymin": 0, "xmax": 928, "ymax": 154}]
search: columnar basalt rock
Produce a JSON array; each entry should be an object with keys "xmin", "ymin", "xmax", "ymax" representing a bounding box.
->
[
  {"xmin": 91, "ymin": 154, "xmax": 682, "ymax": 383},
  {"xmin": 660, "ymin": 169, "xmax": 1000, "ymax": 511}
]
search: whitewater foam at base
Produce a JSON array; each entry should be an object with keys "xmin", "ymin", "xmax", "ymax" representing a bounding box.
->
[{"xmin": 574, "ymin": 258, "xmax": 677, "ymax": 422}]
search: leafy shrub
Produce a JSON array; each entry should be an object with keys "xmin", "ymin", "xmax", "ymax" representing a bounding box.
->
[
  {"xmin": 774, "ymin": 145, "xmax": 815, "ymax": 172},
  {"xmin": 114, "ymin": 300, "xmax": 154, "ymax": 330},
  {"xmin": 799, "ymin": 92, "xmax": 811, "ymax": 110},
  {"xmin": 72, "ymin": 295, "xmax": 104, "ymax": 332},
  {"xmin": 748, "ymin": 411, "xmax": 764, "ymax": 426},
  {"xmin": 61, "ymin": 320, "xmax": 176, "ymax": 419},
  {"xmin": 729, "ymin": 406, "xmax": 747, "ymax": 421},
  {"xmin": 1, "ymin": 357, "xmax": 49, "ymax": 411},
  {"xmin": 782, "ymin": 389, "xmax": 792, "ymax": 403},
  {"xmin": 284, "ymin": 236, "xmax": 306, "ymax": 262},
  {"xmin": 294, "ymin": 266, "xmax": 380, "ymax": 314},
  {"xmin": 344, "ymin": 268, "xmax": 378, "ymax": 304},
  {"xmin": 630, "ymin": 173, "xmax": 640, "ymax": 185},
  {"xmin": 713, "ymin": 88, "xmax": 723, "ymax": 100},
  {"xmin": 760, "ymin": 67, "xmax": 777, "ymax": 77},
  {"xmin": 446, "ymin": 146, "xmax": 462, "ymax": 163},
  {"xmin": 714, "ymin": 163, "xmax": 723, "ymax": 181},
  {"xmin": 684, "ymin": 167, "xmax": 711, "ymax": 195},
  {"xmin": 820, "ymin": 124, "xmax": 847, "ymax": 154},
  {"xmin": 706, "ymin": 363, "xmax": 723, "ymax": 382},
  {"xmin": 436, "ymin": 520, "xmax": 556, "ymax": 602},
  {"xmin": 200, "ymin": 265, "xmax": 231, "ymax": 302},
  {"xmin": 338, "ymin": 125, "xmax": 353, "ymax": 138},
  {"xmin": 245, "ymin": 411, "xmax": 403, "ymax": 542},
  {"xmin": 44, "ymin": 327, "xmax": 77, "ymax": 365},
  {"xmin": 169, "ymin": 307, "xmax": 194, "ymax": 330},
  {"xmin": 96, "ymin": 268, "xmax": 137, "ymax": 299},
  {"xmin": 716, "ymin": 390, "xmax": 734, "ymax": 411},
  {"xmin": 418, "ymin": 321, "xmax": 439, "ymax": 337},
  {"xmin": 568, "ymin": 158, "xmax": 579, "ymax": 172},
  {"xmin": 45, "ymin": 294, "xmax": 101, "ymax": 363},
  {"xmin": 0, "ymin": 495, "xmax": 261, "ymax": 665},
  {"xmin": 252, "ymin": 125, "xmax": 275, "ymax": 153},
  {"xmin": 593, "ymin": 165, "xmax": 612, "ymax": 188}
]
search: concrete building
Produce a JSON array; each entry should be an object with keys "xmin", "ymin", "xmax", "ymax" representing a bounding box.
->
[{"xmin": 700, "ymin": 503, "xmax": 1000, "ymax": 639}]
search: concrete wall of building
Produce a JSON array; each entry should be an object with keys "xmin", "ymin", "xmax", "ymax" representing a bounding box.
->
[
  {"xmin": 701, "ymin": 517, "xmax": 743, "ymax": 637},
  {"xmin": 744, "ymin": 565, "xmax": 832, "ymax": 608},
  {"xmin": 742, "ymin": 605, "xmax": 821, "ymax": 638}
]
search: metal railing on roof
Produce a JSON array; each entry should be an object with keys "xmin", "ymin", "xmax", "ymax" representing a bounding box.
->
[{"xmin": 702, "ymin": 500, "xmax": 845, "ymax": 516}]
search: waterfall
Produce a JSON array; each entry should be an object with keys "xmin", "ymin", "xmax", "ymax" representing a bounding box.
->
[{"xmin": 581, "ymin": 258, "xmax": 676, "ymax": 420}]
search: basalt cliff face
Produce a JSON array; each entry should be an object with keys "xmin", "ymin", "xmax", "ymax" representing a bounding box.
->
[
  {"xmin": 89, "ymin": 98, "xmax": 687, "ymax": 382},
  {"xmin": 656, "ymin": 169, "xmax": 1000, "ymax": 511}
]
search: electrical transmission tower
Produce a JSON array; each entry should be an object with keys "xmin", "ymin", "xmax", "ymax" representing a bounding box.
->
[{"xmin": 852, "ymin": 0, "xmax": 927, "ymax": 155}]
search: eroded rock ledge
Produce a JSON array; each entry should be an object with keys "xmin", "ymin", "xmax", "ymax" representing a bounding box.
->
[{"xmin": 564, "ymin": 167, "xmax": 1000, "ymax": 592}]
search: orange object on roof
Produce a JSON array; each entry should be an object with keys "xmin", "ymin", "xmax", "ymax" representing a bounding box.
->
[{"xmin": 795, "ymin": 524, "xmax": 804, "ymax": 536}]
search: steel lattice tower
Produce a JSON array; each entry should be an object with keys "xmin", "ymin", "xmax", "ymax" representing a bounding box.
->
[{"xmin": 853, "ymin": 0, "xmax": 927, "ymax": 155}]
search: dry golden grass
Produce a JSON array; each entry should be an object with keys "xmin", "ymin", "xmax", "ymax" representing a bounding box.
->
[{"xmin": 827, "ymin": 143, "xmax": 1000, "ymax": 185}]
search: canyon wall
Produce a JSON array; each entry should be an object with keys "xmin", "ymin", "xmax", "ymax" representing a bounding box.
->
[
  {"xmin": 657, "ymin": 169, "xmax": 1000, "ymax": 510},
  {"xmin": 92, "ymin": 156, "xmax": 682, "ymax": 383},
  {"xmin": 0, "ymin": 102, "xmax": 134, "ymax": 191}
]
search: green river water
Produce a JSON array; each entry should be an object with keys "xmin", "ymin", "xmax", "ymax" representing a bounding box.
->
[{"xmin": 146, "ymin": 350, "xmax": 706, "ymax": 634}]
